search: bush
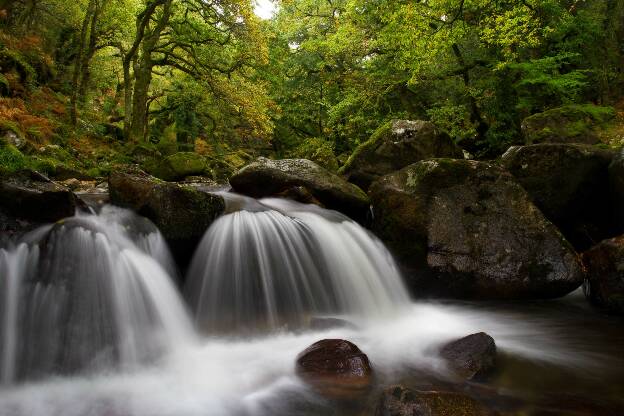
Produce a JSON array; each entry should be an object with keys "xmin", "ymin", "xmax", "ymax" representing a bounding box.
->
[
  {"xmin": 290, "ymin": 137, "xmax": 339, "ymax": 171},
  {"xmin": 0, "ymin": 144, "xmax": 27, "ymax": 172}
]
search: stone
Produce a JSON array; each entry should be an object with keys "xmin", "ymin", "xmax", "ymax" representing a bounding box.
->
[
  {"xmin": 108, "ymin": 167, "xmax": 225, "ymax": 267},
  {"xmin": 369, "ymin": 159, "xmax": 584, "ymax": 299},
  {"xmin": 521, "ymin": 105, "xmax": 615, "ymax": 145},
  {"xmin": 581, "ymin": 235, "xmax": 624, "ymax": 314},
  {"xmin": 339, "ymin": 120, "xmax": 463, "ymax": 191},
  {"xmin": 501, "ymin": 143, "xmax": 618, "ymax": 251},
  {"xmin": 0, "ymin": 169, "xmax": 77, "ymax": 224},
  {"xmin": 151, "ymin": 152, "xmax": 207, "ymax": 181},
  {"xmin": 440, "ymin": 333, "xmax": 496, "ymax": 380},
  {"xmin": 375, "ymin": 385, "xmax": 494, "ymax": 416},
  {"xmin": 296, "ymin": 339, "xmax": 372, "ymax": 398},
  {"xmin": 230, "ymin": 157, "xmax": 370, "ymax": 223}
]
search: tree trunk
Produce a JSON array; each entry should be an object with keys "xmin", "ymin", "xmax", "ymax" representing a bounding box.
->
[
  {"xmin": 70, "ymin": 0, "xmax": 95, "ymax": 125},
  {"xmin": 128, "ymin": 57, "xmax": 152, "ymax": 142}
]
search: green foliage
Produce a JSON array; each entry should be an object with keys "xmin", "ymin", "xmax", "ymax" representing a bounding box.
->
[
  {"xmin": 0, "ymin": 144, "xmax": 27, "ymax": 172},
  {"xmin": 289, "ymin": 137, "xmax": 338, "ymax": 171}
]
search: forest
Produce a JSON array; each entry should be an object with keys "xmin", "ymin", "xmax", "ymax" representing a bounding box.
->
[
  {"xmin": 2, "ymin": 1, "xmax": 624, "ymax": 415},
  {"xmin": 0, "ymin": 0, "xmax": 622, "ymax": 179}
]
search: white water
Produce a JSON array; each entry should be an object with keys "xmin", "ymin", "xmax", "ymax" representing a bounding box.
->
[
  {"xmin": 0, "ymin": 206, "xmax": 193, "ymax": 384},
  {"xmin": 0, "ymin": 199, "xmax": 621, "ymax": 416},
  {"xmin": 185, "ymin": 194, "xmax": 409, "ymax": 332},
  {"xmin": 0, "ymin": 298, "xmax": 615, "ymax": 416}
]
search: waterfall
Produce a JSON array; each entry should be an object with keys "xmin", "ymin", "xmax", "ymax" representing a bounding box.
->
[
  {"xmin": 185, "ymin": 194, "xmax": 410, "ymax": 333},
  {"xmin": 0, "ymin": 206, "xmax": 193, "ymax": 384}
]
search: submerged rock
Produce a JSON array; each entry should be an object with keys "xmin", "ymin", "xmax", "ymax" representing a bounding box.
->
[
  {"xmin": 521, "ymin": 105, "xmax": 615, "ymax": 145},
  {"xmin": 375, "ymin": 385, "xmax": 494, "ymax": 416},
  {"xmin": 296, "ymin": 339, "xmax": 372, "ymax": 398},
  {"xmin": 501, "ymin": 144, "xmax": 618, "ymax": 251},
  {"xmin": 151, "ymin": 152, "xmax": 207, "ymax": 181},
  {"xmin": 339, "ymin": 120, "xmax": 462, "ymax": 190},
  {"xmin": 581, "ymin": 235, "xmax": 624, "ymax": 314},
  {"xmin": 440, "ymin": 333, "xmax": 496, "ymax": 380},
  {"xmin": 230, "ymin": 158, "xmax": 370, "ymax": 222},
  {"xmin": 0, "ymin": 169, "xmax": 77, "ymax": 228},
  {"xmin": 108, "ymin": 167, "xmax": 225, "ymax": 267},
  {"xmin": 369, "ymin": 159, "xmax": 584, "ymax": 299}
]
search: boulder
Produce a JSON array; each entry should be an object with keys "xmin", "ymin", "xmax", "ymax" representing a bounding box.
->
[
  {"xmin": 440, "ymin": 333, "xmax": 496, "ymax": 380},
  {"xmin": 0, "ymin": 169, "xmax": 77, "ymax": 225},
  {"xmin": 581, "ymin": 235, "xmax": 624, "ymax": 314},
  {"xmin": 151, "ymin": 152, "xmax": 207, "ymax": 181},
  {"xmin": 108, "ymin": 167, "xmax": 225, "ymax": 267},
  {"xmin": 521, "ymin": 105, "xmax": 615, "ymax": 145},
  {"xmin": 609, "ymin": 148, "xmax": 624, "ymax": 231},
  {"xmin": 230, "ymin": 158, "xmax": 370, "ymax": 223},
  {"xmin": 339, "ymin": 120, "xmax": 463, "ymax": 190},
  {"xmin": 369, "ymin": 159, "xmax": 584, "ymax": 299},
  {"xmin": 501, "ymin": 144, "xmax": 618, "ymax": 251},
  {"xmin": 375, "ymin": 385, "xmax": 494, "ymax": 416},
  {"xmin": 296, "ymin": 339, "xmax": 372, "ymax": 398}
]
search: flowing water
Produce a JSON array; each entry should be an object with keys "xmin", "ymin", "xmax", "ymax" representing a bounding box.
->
[
  {"xmin": 0, "ymin": 197, "xmax": 622, "ymax": 416},
  {"xmin": 185, "ymin": 194, "xmax": 409, "ymax": 333}
]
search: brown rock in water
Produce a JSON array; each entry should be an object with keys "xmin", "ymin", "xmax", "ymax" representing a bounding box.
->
[
  {"xmin": 369, "ymin": 159, "xmax": 584, "ymax": 299},
  {"xmin": 375, "ymin": 385, "xmax": 494, "ymax": 416},
  {"xmin": 108, "ymin": 166, "xmax": 225, "ymax": 267},
  {"xmin": 440, "ymin": 332, "xmax": 496, "ymax": 380},
  {"xmin": 582, "ymin": 235, "xmax": 624, "ymax": 314},
  {"xmin": 296, "ymin": 339, "xmax": 372, "ymax": 398},
  {"xmin": 230, "ymin": 157, "xmax": 370, "ymax": 223}
]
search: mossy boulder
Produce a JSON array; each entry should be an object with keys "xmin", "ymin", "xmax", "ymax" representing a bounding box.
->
[
  {"xmin": 501, "ymin": 144, "xmax": 619, "ymax": 251},
  {"xmin": 230, "ymin": 157, "xmax": 370, "ymax": 223},
  {"xmin": 151, "ymin": 152, "xmax": 207, "ymax": 182},
  {"xmin": 521, "ymin": 105, "xmax": 616, "ymax": 145},
  {"xmin": 0, "ymin": 170, "xmax": 77, "ymax": 234},
  {"xmin": 582, "ymin": 235, "xmax": 624, "ymax": 315},
  {"xmin": 108, "ymin": 167, "xmax": 225, "ymax": 267},
  {"xmin": 369, "ymin": 159, "xmax": 584, "ymax": 299},
  {"xmin": 339, "ymin": 120, "xmax": 463, "ymax": 191},
  {"xmin": 375, "ymin": 385, "xmax": 494, "ymax": 416}
]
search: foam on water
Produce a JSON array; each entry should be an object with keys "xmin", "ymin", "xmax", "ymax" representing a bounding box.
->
[
  {"xmin": 0, "ymin": 206, "xmax": 193, "ymax": 384},
  {"xmin": 185, "ymin": 194, "xmax": 409, "ymax": 332}
]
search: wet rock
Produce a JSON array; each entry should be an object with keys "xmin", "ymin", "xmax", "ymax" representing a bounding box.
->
[
  {"xmin": 581, "ymin": 235, "xmax": 624, "ymax": 314},
  {"xmin": 501, "ymin": 144, "xmax": 618, "ymax": 251},
  {"xmin": 230, "ymin": 158, "xmax": 370, "ymax": 223},
  {"xmin": 151, "ymin": 152, "xmax": 207, "ymax": 182},
  {"xmin": 609, "ymin": 148, "xmax": 624, "ymax": 231},
  {"xmin": 440, "ymin": 333, "xmax": 496, "ymax": 380},
  {"xmin": 0, "ymin": 169, "xmax": 77, "ymax": 224},
  {"xmin": 369, "ymin": 159, "xmax": 584, "ymax": 299},
  {"xmin": 339, "ymin": 120, "xmax": 462, "ymax": 191},
  {"xmin": 521, "ymin": 105, "xmax": 615, "ymax": 145},
  {"xmin": 375, "ymin": 385, "xmax": 494, "ymax": 416},
  {"xmin": 108, "ymin": 167, "xmax": 225, "ymax": 267},
  {"xmin": 296, "ymin": 339, "xmax": 372, "ymax": 398}
]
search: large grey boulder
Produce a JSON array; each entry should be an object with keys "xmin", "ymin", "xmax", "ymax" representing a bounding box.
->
[
  {"xmin": 339, "ymin": 120, "xmax": 462, "ymax": 190},
  {"xmin": 230, "ymin": 157, "xmax": 370, "ymax": 222},
  {"xmin": 109, "ymin": 167, "xmax": 225, "ymax": 267},
  {"xmin": 501, "ymin": 143, "xmax": 618, "ymax": 251},
  {"xmin": 369, "ymin": 159, "xmax": 584, "ymax": 299}
]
